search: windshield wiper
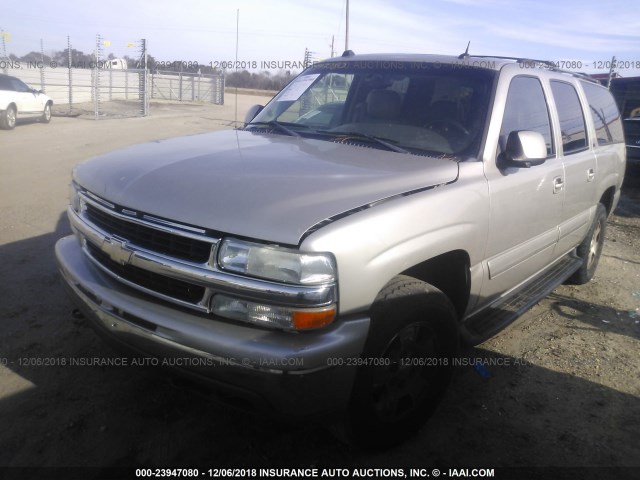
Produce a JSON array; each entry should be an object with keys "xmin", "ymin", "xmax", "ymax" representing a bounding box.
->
[
  {"xmin": 248, "ymin": 121, "xmax": 301, "ymax": 137},
  {"xmin": 321, "ymin": 131, "xmax": 409, "ymax": 154}
]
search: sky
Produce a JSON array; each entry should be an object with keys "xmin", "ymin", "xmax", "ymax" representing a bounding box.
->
[{"xmin": 1, "ymin": 0, "xmax": 639, "ymax": 76}]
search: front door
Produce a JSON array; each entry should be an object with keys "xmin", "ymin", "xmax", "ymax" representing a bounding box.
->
[
  {"xmin": 9, "ymin": 77, "xmax": 40, "ymax": 114},
  {"xmin": 481, "ymin": 75, "xmax": 564, "ymax": 304}
]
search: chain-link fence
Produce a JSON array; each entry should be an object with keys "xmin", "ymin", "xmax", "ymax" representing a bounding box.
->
[
  {"xmin": 0, "ymin": 32, "xmax": 225, "ymax": 120},
  {"xmin": 152, "ymin": 71, "xmax": 224, "ymax": 104},
  {"xmin": 92, "ymin": 35, "xmax": 148, "ymax": 118}
]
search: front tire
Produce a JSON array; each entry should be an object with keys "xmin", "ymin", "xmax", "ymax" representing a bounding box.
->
[
  {"xmin": 346, "ymin": 276, "xmax": 459, "ymax": 449},
  {"xmin": 0, "ymin": 105, "xmax": 16, "ymax": 130},
  {"xmin": 41, "ymin": 103, "xmax": 52, "ymax": 123},
  {"xmin": 567, "ymin": 203, "xmax": 607, "ymax": 285}
]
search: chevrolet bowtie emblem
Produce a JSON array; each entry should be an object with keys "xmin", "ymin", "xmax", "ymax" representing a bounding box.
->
[{"xmin": 103, "ymin": 236, "xmax": 134, "ymax": 265}]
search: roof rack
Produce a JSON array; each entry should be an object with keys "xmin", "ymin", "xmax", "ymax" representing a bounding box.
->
[{"xmin": 468, "ymin": 55, "xmax": 600, "ymax": 84}]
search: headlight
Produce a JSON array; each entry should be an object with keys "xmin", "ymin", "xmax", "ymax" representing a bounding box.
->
[
  {"xmin": 69, "ymin": 181, "xmax": 82, "ymax": 213},
  {"xmin": 218, "ymin": 238, "xmax": 336, "ymax": 285}
]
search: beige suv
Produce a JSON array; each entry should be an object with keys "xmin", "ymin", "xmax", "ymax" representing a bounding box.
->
[{"xmin": 56, "ymin": 53, "xmax": 626, "ymax": 448}]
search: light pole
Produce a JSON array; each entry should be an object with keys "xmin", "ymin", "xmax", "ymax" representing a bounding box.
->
[{"xmin": 345, "ymin": 0, "xmax": 350, "ymax": 51}]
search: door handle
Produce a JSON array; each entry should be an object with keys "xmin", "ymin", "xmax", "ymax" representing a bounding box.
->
[
  {"xmin": 587, "ymin": 168, "xmax": 595, "ymax": 182},
  {"xmin": 553, "ymin": 176, "xmax": 564, "ymax": 194}
]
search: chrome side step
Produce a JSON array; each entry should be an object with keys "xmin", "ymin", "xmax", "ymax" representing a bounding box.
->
[{"xmin": 460, "ymin": 254, "xmax": 583, "ymax": 346}]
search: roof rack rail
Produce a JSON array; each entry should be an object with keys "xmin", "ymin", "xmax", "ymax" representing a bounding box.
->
[{"xmin": 468, "ymin": 55, "xmax": 600, "ymax": 84}]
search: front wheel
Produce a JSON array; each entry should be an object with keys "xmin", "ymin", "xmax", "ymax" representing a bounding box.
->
[
  {"xmin": 346, "ymin": 276, "xmax": 459, "ymax": 449},
  {"xmin": 567, "ymin": 203, "xmax": 607, "ymax": 285},
  {"xmin": 41, "ymin": 103, "xmax": 52, "ymax": 123},
  {"xmin": 0, "ymin": 105, "xmax": 16, "ymax": 130}
]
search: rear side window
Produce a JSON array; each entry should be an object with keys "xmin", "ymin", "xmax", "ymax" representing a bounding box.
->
[
  {"xmin": 550, "ymin": 81, "xmax": 588, "ymax": 154},
  {"xmin": 500, "ymin": 76, "xmax": 553, "ymax": 156},
  {"xmin": 581, "ymin": 81, "xmax": 624, "ymax": 145}
]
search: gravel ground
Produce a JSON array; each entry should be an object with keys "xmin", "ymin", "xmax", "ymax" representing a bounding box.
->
[{"xmin": 0, "ymin": 99, "xmax": 638, "ymax": 480}]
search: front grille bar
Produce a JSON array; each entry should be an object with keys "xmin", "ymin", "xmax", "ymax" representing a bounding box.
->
[{"xmin": 80, "ymin": 192, "xmax": 217, "ymax": 246}]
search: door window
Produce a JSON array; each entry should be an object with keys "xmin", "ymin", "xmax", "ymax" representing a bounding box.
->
[
  {"xmin": 550, "ymin": 81, "xmax": 588, "ymax": 154},
  {"xmin": 9, "ymin": 78, "xmax": 31, "ymax": 92},
  {"xmin": 500, "ymin": 76, "xmax": 554, "ymax": 156},
  {"xmin": 581, "ymin": 81, "xmax": 624, "ymax": 145}
]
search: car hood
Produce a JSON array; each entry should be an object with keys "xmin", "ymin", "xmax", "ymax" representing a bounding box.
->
[{"xmin": 73, "ymin": 129, "xmax": 459, "ymax": 245}]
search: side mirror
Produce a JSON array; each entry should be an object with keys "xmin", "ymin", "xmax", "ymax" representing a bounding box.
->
[
  {"xmin": 502, "ymin": 130, "xmax": 547, "ymax": 168},
  {"xmin": 244, "ymin": 104, "xmax": 264, "ymax": 126}
]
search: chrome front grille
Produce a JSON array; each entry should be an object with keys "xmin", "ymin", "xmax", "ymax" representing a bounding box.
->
[
  {"xmin": 84, "ymin": 203, "xmax": 214, "ymax": 264},
  {"xmin": 76, "ymin": 191, "xmax": 219, "ymax": 310}
]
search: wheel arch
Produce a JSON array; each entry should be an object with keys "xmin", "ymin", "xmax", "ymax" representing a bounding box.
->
[
  {"xmin": 599, "ymin": 186, "xmax": 616, "ymax": 215},
  {"xmin": 400, "ymin": 249, "xmax": 471, "ymax": 320}
]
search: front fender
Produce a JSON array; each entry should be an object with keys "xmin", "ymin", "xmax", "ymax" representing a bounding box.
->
[{"xmin": 302, "ymin": 162, "xmax": 490, "ymax": 315}]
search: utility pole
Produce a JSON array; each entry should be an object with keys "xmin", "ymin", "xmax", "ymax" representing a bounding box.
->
[
  {"xmin": 330, "ymin": 35, "xmax": 335, "ymax": 58},
  {"xmin": 68, "ymin": 36, "xmax": 73, "ymax": 113},
  {"xmin": 1, "ymin": 29, "xmax": 8, "ymax": 74},
  {"xmin": 139, "ymin": 39, "xmax": 148, "ymax": 116},
  {"xmin": 607, "ymin": 55, "xmax": 617, "ymax": 89},
  {"xmin": 303, "ymin": 48, "xmax": 315, "ymax": 68},
  {"xmin": 345, "ymin": 0, "xmax": 350, "ymax": 51},
  {"xmin": 39, "ymin": 39, "xmax": 45, "ymax": 92},
  {"xmin": 94, "ymin": 34, "xmax": 103, "ymax": 120},
  {"xmin": 234, "ymin": 8, "xmax": 239, "ymax": 127}
]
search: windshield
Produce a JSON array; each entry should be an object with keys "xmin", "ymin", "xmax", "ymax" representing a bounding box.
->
[{"xmin": 248, "ymin": 61, "xmax": 496, "ymax": 158}]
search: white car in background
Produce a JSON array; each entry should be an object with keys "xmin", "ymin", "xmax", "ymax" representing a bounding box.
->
[{"xmin": 0, "ymin": 73, "xmax": 53, "ymax": 130}]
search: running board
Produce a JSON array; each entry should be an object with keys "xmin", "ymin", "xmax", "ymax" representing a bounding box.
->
[{"xmin": 460, "ymin": 254, "xmax": 583, "ymax": 346}]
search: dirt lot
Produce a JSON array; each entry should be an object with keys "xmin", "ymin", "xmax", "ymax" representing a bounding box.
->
[{"xmin": 0, "ymin": 98, "xmax": 638, "ymax": 480}]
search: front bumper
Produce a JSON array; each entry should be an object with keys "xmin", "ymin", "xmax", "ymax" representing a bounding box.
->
[{"xmin": 55, "ymin": 235, "xmax": 370, "ymax": 417}]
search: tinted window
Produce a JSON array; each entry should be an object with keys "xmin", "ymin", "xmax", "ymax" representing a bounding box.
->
[
  {"xmin": 9, "ymin": 77, "xmax": 29, "ymax": 92},
  {"xmin": 625, "ymin": 119, "xmax": 640, "ymax": 137},
  {"xmin": 500, "ymin": 76, "xmax": 553, "ymax": 155},
  {"xmin": 550, "ymin": 81, "xmax": 588, "ymax": 154},
  {"xmin": 581, "ymin": 81, "xmax": 624, "ymax": 145},
  {"xmin": 0, "ymin": 76, "xmax": 11, "ymax": 90}
]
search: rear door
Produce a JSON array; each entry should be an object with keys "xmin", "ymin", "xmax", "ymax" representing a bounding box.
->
[
  {"xmin": 548, "ymin": 79, "xmax": 597, "ymax": 255},
  {"xmin": 580, "ymin": 81, "xmax": 626, "ymax": 200}
]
